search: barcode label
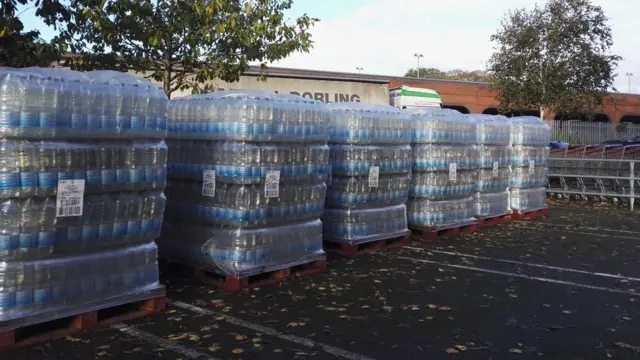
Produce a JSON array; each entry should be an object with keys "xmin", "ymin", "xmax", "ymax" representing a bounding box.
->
[
  {"xmin": 449, "ymin": 162, "xmax": 457, "ymax": 181},
  {"xmin": 492, "ymin": 161, "xmax": 499, "ymax": 177},
  {"xmin": 528, "ymin": 160, "xmax": 535, "ymax": 175},
  {"xmin": 265, "ymin": 170, "xmax": 280, "ymax": 198},
  {"xmin": 202, "ymin": 170, "xmax": 216, "ymax": 197},
  {"xmin": 368, "ymin": 166, "xmax": 380, "ymax": 188},
  {"xmin": 56, "ymin": 179, "xmax": 85, "ymax": 217}
]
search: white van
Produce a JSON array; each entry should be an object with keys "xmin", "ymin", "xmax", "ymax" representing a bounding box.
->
[{"xmin": 389, "ymin": 85, "xmax": 442, "ymax": 109}]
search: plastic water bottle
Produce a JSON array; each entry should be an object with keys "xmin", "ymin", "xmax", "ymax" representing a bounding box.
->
[
  {"xmin": 0, "ymin": 70, "xmax": 22, "ymax": 138},
  {"xmin": 0, "ymin": 199, "xmax": 20, "ymax": 258},
  {"xmin": 0, "ymin": 140, "xmax": 20, "ymax": 199},
  {"xmin": 18, "ymin": 198, "xmax": 39, "ymax": 257}
]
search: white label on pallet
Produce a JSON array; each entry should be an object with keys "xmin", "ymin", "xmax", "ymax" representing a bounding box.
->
[
  {"xmin": 202, "ymin": 170, "xmax": 216, "ymax": 197},
  {"xmin": 265, "ymin": 170, "xmax": 280, "ymax": 198},
  {"xmin": 492, "ymin": 161, "xmax": 499, "ymax": 177},
  {"xmin": 449, "ymin": 162, "xmax": 457, "ymax": 181},
  {"xmin": 528, "ymin": 160, "xmax": 535, "ymax": 175},
  {"xmin": 368, "ymin": 166, "xmax": 380, "ymax": 188},
  {"xmin": 56, "ymin": 180, "xmax": 85, "ymax": 217}
]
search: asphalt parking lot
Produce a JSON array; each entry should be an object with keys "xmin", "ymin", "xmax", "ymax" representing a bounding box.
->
[{"xmin": 10, "ymin": 203, "xmax": 640, "ymax": 360}]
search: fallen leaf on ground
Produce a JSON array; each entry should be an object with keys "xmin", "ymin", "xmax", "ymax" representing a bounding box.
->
[
  {"xmin": 235, "ymin": 335, "xmax": 246, "ymax": 341},
  {"xmin": 274, "ymin": 349, "xmax": 283, "ymax": 353},
  {"xmin": 509, "ymin": 348, "xmax": 523, "ymax": 354},
  {"xmin": 438, "ymin": 306, "xmax": 452, "ymax": 311},
  {"xmin": 215, "ymin": 316, "xmax": 225, "ymax": 321},
  {"xmin": 287, "ymin": 322, "xmax": 299, "ymax": 327},
  {"xmin": 455, "ymin": 345, "xmax": 467, "ymax": 351},
  {"xmin": 562, "ymin": 310, "xmax": 572, "ymax": 315},
  {"xmin": 132, "ymin": 347, "xmax": 143, "ymax": 353},
  {"xmin": 622, "ymin": 317, "xmax": 632, "ymax": 321},
  {"xmin": 445, "ymin": 348, "xmax": 459, "ymax": 354},
  {"xmin": 167, "ymin": 309, "xmax": 177, "ymax": 314},
  {"xmin": 382, "ymin": 306, "xmax": 393, "ymax": 311},
  {"xmin": 231, "ymin": 348, "xmax": 244, "ymax": 354},
  {"xmin": 96, "ymin": 345, "xmax": 111, "ymax": 350},
  {"xmin": 208, "ymin": 344, "xmax": 221, "ymax": 352},
  {"xmin": 614, "ymin": 342, "xmax": 640, "ymax": 353},
  {"xmin": 96, "ymin": 351, "xmax": 108, "ymax": 356}
]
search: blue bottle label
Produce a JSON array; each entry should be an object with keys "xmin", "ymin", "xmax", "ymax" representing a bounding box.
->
[
  {"xmin": 112, "ymin": 222, "xmax": 127, "ymax": 237},
  {"xmin": 131, "ymin": 116, "xmax": 143, "ymax": 129},
  {"xmin": 34, "ymin": 288, "xmax": 52, "ymax": 305},
  {"xmin": 0, "ymin": 292, "xmax": 14, "ymax": 310},
  {"xmin": 116, "ymin": 169, "xmax": 129, "ymax": 183},
  {"xmin": 86, "ymin": 170, "xmax": 100, "ymax": 185},
  {"xmin": 15, "ymin": 290, "xmax": 33, "ymax": 306},
  {"xmin": 70, "ymin": 114, "xmax": 85, "ymax": 129},
  {"xmin": 82, "ymin": 225, "xmax": 99, "ymax": 241},
  {"xmin": 20, "ymin": 112, "xmax": 39, "ymax": 128},
  {"xmin": 101, "ymin": 169, "xmax": 115, "ymax": 185},
  {"xmin": 98, "ymin": 223, "xmax": 112, "ymax": 239},
  {"xmin": 0, "ymin": 111, "xmax": 20, "ymax": 127},
  {"xmin": 20, "ymin": 172, "xmax": 37, "ymax": 188},
  {"xmin": 0, "ymin": 172, "xmax": 20, "ymax": 190},
  {"xmin": 127, "ymin": 220, "xmax": 139, "ymax": 236},
  {"xmin": 38, "ymin": 231, "xmax": 53, "ymax": 247},
  {"xmin": 141, "ymin": 219, "xmax": 154, "ymax": 233},
  {"xmin": 38, "ymin": 172, "xmax": 57, "ymax": 189},
  {"xmin": 0, "ymin": 235, "xmax": 17, "ymax": 251},
  {"xmin": 18, "ymin": 233, "xmax": 37, "ymax": 249}
]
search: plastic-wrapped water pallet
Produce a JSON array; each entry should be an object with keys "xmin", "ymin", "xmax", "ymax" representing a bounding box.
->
[
  {"xmin": 161, "ymin": 90, "xmax": 329, "ymax": 290},
  {"xmin": 0, "ymin": 68, "xmax": 167, "ymax": 350},
  {"xmin": 323, "ymin": 103, "xmax": 411, "ymax": 254},
  {"xmin": 407, "ymin": 109, "xmax": 480, "ymax": 238}
]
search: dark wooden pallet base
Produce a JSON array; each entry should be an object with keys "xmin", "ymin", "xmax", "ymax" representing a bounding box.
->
[
  {"xmin": 477, "ymin": 214, "xmax": 512, "ymax": 227},
  {"xmin": 324, "ymin": 234, "xmax": 411, "ymax": 256},
  {"xmin": 168, "ymin": 258, "xmax": 327, "ymax": 292},
  {"xmin": 512, "ymin": 208, "xmax": 549, "ymax": 220},
  {"xmin": 413, "ymin": 222, "xmax": 481, "ymax": 241},
  {"xmin": 0, "ymin": 295, "xmax": 166, "ymax": 352}
]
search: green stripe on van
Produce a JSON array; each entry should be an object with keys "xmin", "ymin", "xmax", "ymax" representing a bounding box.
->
[{"xmin": 400, "ymin": 89, "xmax": 441, "ymax": 99}]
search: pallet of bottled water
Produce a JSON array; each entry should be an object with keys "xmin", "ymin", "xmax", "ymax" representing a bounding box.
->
[
  {"xmin": 323, "ymin": 103, "xmax": 411, "ymax": 252},
  {"xmin": 509, "ymin": 116, "xmax": 550, "ymax": 219},
  {"xmin": 0, "ymin": 68, "xmax": 167, "ymax": 339},
  {"xmin": 161, "ymin": 90, "xmax": 329, "ymax": 287}
]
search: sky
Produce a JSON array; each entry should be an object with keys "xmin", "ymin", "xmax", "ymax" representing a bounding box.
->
[{"xmin": 18, "ymin": 0, "xmax": 640, "ymax": 94}]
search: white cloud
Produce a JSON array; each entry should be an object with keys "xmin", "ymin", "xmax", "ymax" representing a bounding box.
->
[{"xmin": 274, "ymin": 0, "xmax": 640, "ymax": 93}]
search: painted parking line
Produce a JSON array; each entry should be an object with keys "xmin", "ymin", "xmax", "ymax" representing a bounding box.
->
[
  {"xmin": 111, "ymin": 323, "xmax": 220, "ymax": 360},
  {"xmin": 507, "ymin": 225, "xmax": 640, "ymax": 240},
  {"xmin": 513, "ymin": 221, "xmax": 640, "ymax": 235},
  {"xmin": 405, "ymin": 247, "xmax": 640, "ymax": 282},
  {"xmin": 168, "ymin": 299, "xmax": 376, "ymax": 360},
  {"xmin": 396, "ymin": 256, "xmax": 640, "ymax": 297}
]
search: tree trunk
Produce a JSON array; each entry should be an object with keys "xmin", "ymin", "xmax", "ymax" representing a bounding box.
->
[{"xmin": 539, "ymin": 107, "xmax": 545, "ymax": 120}]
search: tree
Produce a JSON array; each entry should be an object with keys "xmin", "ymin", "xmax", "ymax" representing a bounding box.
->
[
  {"xmin": 60, "ymin": 0, "xmax": 317, "ymax": 98},
  {"xmin": 0, "ymin": 0, "xmax": 70, "ymax": 67},
  {"xmin": 405, "ymin": 67, "xmax": 490, "ymax": 82},
  {"xmin": 486, "ymin": 0, "xmax": 621, "ymax": 120}
]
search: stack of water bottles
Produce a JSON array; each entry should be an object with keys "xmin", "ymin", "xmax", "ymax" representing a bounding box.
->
[
  {"xmin": 0, "ymin": 68, "xmax": 167, "ymax": 327},
  {"xmin": 474, "ymin": 114, "xmax": 512, "ymax": 218},
  {"xmin": 406, "ymin": 108, "xmax": 479, "ymax": 229},
  {"xmin": 159, "ymin": 90, "xmax": 328, "ymax": 277},
  {"xmin": 322, "ymin": 103, "xmax": 411, "ymax": 245},
  {"xmin": 509, "ymin": 116, "xmax": 550, "ymax": 213}
]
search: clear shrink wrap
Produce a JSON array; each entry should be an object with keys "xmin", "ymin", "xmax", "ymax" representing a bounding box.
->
[
  {"xmin": 157, "ymin": 219, "xmax": 324, "ymax": 277},
  {"xmin": 167, "ymin": 140, "xmax": 329, "ymax": 184},
  {"xmin": 412, "ymin": 144, "xmax": 478, "ymax": 171},
  {"xmin": 329, "ymin": 144, "xmax": 411, "ymax": 176},
  {"xmin": 510, "ymin": 187, "xmax": 548, "ymax": 212},
  {"xmin": 322, "ymin": 204, "xmax": 409, "ymax": 244},
  {"xmin": 475, "ymin": 190, "xmax": 511, "ymax": 218},
  {"xmin": 165, "ymin": 179, "xmax": 325, "ymax": 227},
  {"xmin": 0, "ymin": 68, "xmax": 167, "ymax": 139},
  {"xmin": 327, "ymin": 103, "xmax": 411, "ymax": 144},
  {"xmin": 0, "ymin": 241, "xmax": 161, "ymax": 324},
  {"xmin": 408, "ymin": 108, "xmax": 477, "ymax": 145},
  {"xmin": 407, "ymin": 197, "xmax": 476, "ymax": 229},
  {"xmin": 167, "ymin": 91, "xmax": 329, "ymax": 142},
  {"xmin": 409, "ymin": 171, "xmax": 477, "ymax": 199},
  {"xmin": 326, "ymin": 174, "xmax": 410, "ymax": 209}
]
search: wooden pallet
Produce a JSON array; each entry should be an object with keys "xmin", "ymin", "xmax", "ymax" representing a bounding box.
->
[
  {"xmin": 0, "ymin": 294, "xmax": 165, "ymax": 352},
  {"xmin": 324, "ymin": 234, "xmax": 411, "ymax": 256},
  {"xmin": 477, "ymin": 213, "xmax": 512, "ymax": 228},
  {"xmin": 511, "ymin": 208, "xmax": 550, "ymax": 221},
  {"xmin": 413, "ymin": 222, "xmax": 480, "ymax": 241},
  {"xmin": 168, "ymin": 258, "xmax": 327, "ymax": 292}
]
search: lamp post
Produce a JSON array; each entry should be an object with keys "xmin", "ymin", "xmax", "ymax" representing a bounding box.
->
[
  {"xmin": 414, "ymin": 53, "xmax": 424, "ymax": 77},
  {"xmin": 626, "ymin": 72, "xmax": 634, "ymax": 93}
]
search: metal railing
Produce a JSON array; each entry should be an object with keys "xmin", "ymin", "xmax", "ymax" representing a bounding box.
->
[
  {"xmin": 547, "ymin": 145, "xmax": 639, "ymax": 210},
  {"xmin": 549, "ymin": 120, "xmax": 640, "ymax": 145}
]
